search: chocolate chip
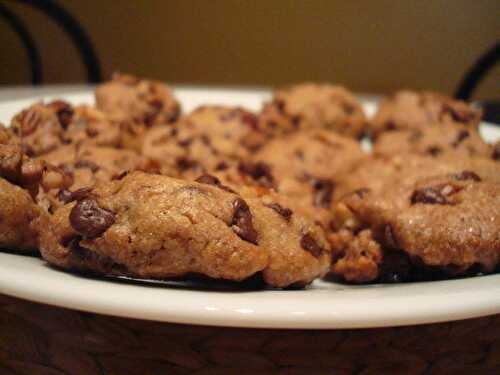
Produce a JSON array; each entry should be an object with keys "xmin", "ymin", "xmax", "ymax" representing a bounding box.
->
[
  {"xmin": 265, "ymin": 202, "xmax": 293, "ymax": 221},
  {"xmin": 407, "ymin": 130, "xmax": 423, "ymax": 143},
  {"xmin": 49, "ymin": 100, "xmax": 74, "ymax": 129},
  {"xmin": 239, "ymin": 111, "xmax": 258, "ymax": 130},
  {"xmin": 451, "ymin": 129, "xmax": 470, "ymax": 147},
  {"xmin": 200, "ymin": 134, "xmax": 211, "ymax": 146},
  {"xmin": 69, "ymin": 198, "xmax": 115, "ymax": 238},
  {"xmin": 274, "ymin": 99, "xmax": 286, "ymax": 113},
  {"xmin": 143, "ymin": 99, "xmax": 164, "ymax": 126},
  {"xmin": 195, "ymin": 174, "xmax": 236, "ymax": 193},
  {"xmin": 312, "ymin": 178, "xmax": 335, "ymax": 208},
  {"xmin": 231, "ymin": 198, "xmax": 258, "ymax": 245},
  {"xmin": 176, "ymin": 157, "xmax": 197, "ymax": 171},
  {"xmin": 57, "ymin": 189, "xmax": 73, "ymax": 203},
  {"xmin": 290, "ymin": 115, "xmax": 301, "ymax": 127},
  {"xmin": 238, "ymin": 161, "xmax": 274, "ymax": 188},
  {"xmin": 411, "ymin": 184, "xmax": 461, "ymax": 205},
  {"xmin": 215, "ymin": 161, "xmax": 229, "ymax": 171},
  {"xmin": 74, "ymin": 159, "xmax": 100, "ymax": 172},
  {"xmin": 384, "ymin": 225, "xmax": 399, "ymax": 249},
  {"xmin": 300, "ymin": 234, "xmax": 323, "ymax": 258},
  {"xmin": 492, "ymin": 142, "xmax": 500, "ymax": 160},
  {"xmin": 18, "ymin": 108, "xmax": 41, "ymax": 135},
  {"xmin": 57, "ymin": 187, "xmax": 92, "ymax": 204},
  {"xmin": 385, "ymin": 120, "xmax": 397, "ymax": 131},
  {"xmin": 177, "ymin": 137, "xmax": 193, "ymax": 147},
  {"xmin": 442, "ymin": 103, "xmax": 477, "ymax": 124},
  {"xmin": 452, "ymin": 170, "xmax": 481, "ymax": 182},
  {"xmin": 426, "ymin": 146, "xmax": 442, "ymax": 157},
  {"xmin": 342, "ymin": 102, "xmax": 355, "ymax": 115},
  {"xmin": 112, "ymin": 170, "xmax": 129, "ymax": 180},
  {"xmin": 353, "ymin": 188, "xmax": 370, "ymax": 199}
]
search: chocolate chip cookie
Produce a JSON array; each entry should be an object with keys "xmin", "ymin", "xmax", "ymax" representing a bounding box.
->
[
  {"xmin": 372, "ymin": 123, "xmax": 495, "ymax": 160},
  {"xmin": 40, "ymin": 172, "xmax": 330, "ymax": 288},
  {"xmin": 252, "ymin": 129, "xmax": 366, "ymax": 226},
  {"xmin": 0, "ymin": 126, "xmax": 69, "ymax": 253},
  {"xmin": 259, "ymin": 83, "xmax": 367, "ymax": 138},
  {"xmin": 370, "ymin": 90, "xmax": 482, "ymax": 137},
  {"xmin": 334, "ymin": 154, "xmax": 500, "ymax": 201},
  {"xmin": 142, "ymin": 106, "xmax": 266, "ymax": 176},
  {"xmin": 39, "ymin": 145, "xmax": 159, "ymax": 210},
  {"xmin": 330, "ymin": 166, "xmax": 500, "ymax": 283},
  {"xmin": 95, "ymin": 73, "xmax": 181, "ymax": 126}
]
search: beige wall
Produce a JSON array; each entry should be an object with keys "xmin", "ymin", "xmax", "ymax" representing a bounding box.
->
[{"xmin": 1, "ymin": 1, "xmax": 499, "ymax": 99}]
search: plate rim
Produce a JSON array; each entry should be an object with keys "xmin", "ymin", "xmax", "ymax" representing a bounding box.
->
[{"xmin": 0, "ymin": 88, "xmax": 499, "ymax": 329}]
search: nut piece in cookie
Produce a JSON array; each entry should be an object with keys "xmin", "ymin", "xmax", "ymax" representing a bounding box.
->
[
  {"xmin": 370, "ymin": 90, "xmax": 481, "ymax": 137},
  {"xmin": 259, "ymin": 83, "xmax": 367, "ymax": 138},
  {"xmin": 40, "ymin": 172, "xmax": 330, "ymax": 288},
  {"xmin": 95, "ymin": 72, "xmax": 181, "ymax": 126}
]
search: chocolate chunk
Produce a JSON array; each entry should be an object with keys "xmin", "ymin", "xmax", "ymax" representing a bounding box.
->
[
  {"xmin": 312, "ymin": 178, "xmax": 335, "ymax": 208},
  {"xmin": 49, "ymin": 100, "xmax": 74, "ymax": 129},
  {"xmin": 411, "ymin": 184, "xmax": 461, "ymax": 205},
  {"xmin": 74, "ymin": 159, "xmax": 100, "ymax": 172},
  {"xmin": 300, "ymin": 234, "xmax": 323, "ymax": 258},
  {"xmin": 452, "ymin": 170, "xmax": 481, "ymax": 182},
  {"xmin": 195, "ymin": 174, "xmax": 236, "ymax": 193},
  {"xmin": 69, "ymin": 198, "xmax": 115, "ymax": 238},
  {"xmin": 231, "ymin": 198, "xmax": 258, "ymax": 245},
  {"xmin": 238, "ymin": 161, "xmax": 274, "ymax": 188},
  {"xmin": 265, "ymin": 203, "xmax": 293, "ymax": 221},
  {"xmin": 451, "ymin": 129, "xmax": 470, "ymax": 147}
]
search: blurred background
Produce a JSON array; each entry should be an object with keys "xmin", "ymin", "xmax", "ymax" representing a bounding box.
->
[{"xmin": 0, "ymin": 0, "xmax": 499, "ymax": 100}]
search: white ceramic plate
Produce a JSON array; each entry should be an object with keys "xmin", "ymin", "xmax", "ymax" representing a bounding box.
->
[{"xmin": 0, "ymin": 88, "xmax": 499, "ymax": 329}]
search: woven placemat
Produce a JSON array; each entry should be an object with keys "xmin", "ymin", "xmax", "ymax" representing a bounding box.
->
[{"xmin": 0, "ymin": 294, "xmax": 499, "ymax": 375}]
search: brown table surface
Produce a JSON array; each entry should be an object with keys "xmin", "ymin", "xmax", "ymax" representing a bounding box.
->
[{"xmin": 0, "ymin": 294, "xmax": 499, "ymax": 375}]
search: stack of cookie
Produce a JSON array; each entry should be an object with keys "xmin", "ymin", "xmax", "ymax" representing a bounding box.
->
[{"xmin": 1, "ymin": 74, "xmax": 498, "ymax": 288}]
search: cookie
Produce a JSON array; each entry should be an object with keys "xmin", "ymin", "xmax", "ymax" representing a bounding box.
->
[
  {"xmin": 370, "ymin": 90, "xmax": 482, "ymax": 137},
  {"xmin": 40, "ymin": 171, "xmax": 330, "ymax": 288},
  {"xmin": 0, "ymin": 126, "xmax": 69, "ymax": 253},
  {"xmin": 39, "ymin": 145, "xmax": 159, "ymax": 210},
  {"xmin": 95, "ymin": 72, "xmax": 181, "ymax": 126},
  {"xmin": 10, "ymin": 100, "xmax": 135, "ymax": 156},
  {"xmin": 372, "ymin": 123, "xmax": 495, "ymax": 160},
  {"xmin": 259, "ymin": 83, "xmax": 367, "ymax": 138},
  {"xmin": 334, "ymin": 154, "xmax": 500, "ymax": 201},
  {"xmin": 330, "ymin": 166, "xmax": 500, "ymax": 283},
  {"xmin": 142, "ymin": 106, "xmax": 266, "ymax": 176}
]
